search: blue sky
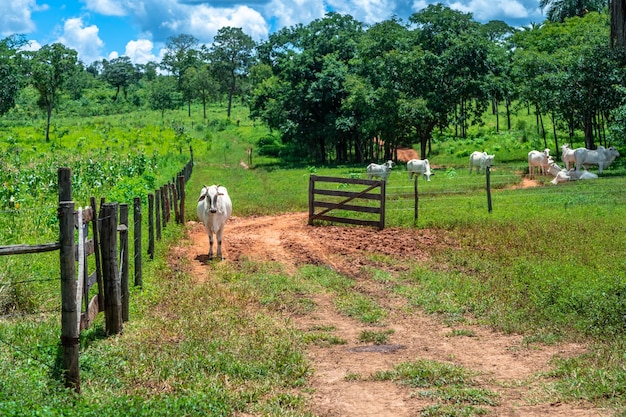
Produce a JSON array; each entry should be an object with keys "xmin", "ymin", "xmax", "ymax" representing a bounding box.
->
[{"xmin": 1, "ymin": 1, "xmax": 546, "ymax": 65}]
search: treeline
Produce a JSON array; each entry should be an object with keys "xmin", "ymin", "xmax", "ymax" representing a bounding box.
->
[{"xmin": 2, "ymin": 4, "xmax": 626, "ymax": 164}]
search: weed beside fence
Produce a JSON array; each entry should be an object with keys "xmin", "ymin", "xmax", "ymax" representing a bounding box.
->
[{"xmin": 0, "ymin": 150, "xmax": 193, "ymax": 392}]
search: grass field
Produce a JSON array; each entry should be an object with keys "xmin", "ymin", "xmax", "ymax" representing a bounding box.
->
[{"xmin": 1, "ymin": 103, "xmax": 625, "ymax": 416}]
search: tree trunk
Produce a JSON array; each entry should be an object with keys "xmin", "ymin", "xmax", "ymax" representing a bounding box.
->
[
  {"xmin": 227, "ymin": 70, "xmax": 236, "ymax": 119},
  {"xmin": 45, "ymin": 102, "xmax": 53, "ymax": 142},
  {"xmin": 495, "ymin": 98, "xmax": 500, "ymax": 133},
  {"xmin": 506, "ymin": 99, "xmax": 512, "ymax": 130},
  {"xmin": 611, "ymin": 0, "xmax": 626, "ymax": 62},
  {"xmin": 551, "ymin": 111, "xmax": 559, "ymax": 156},
  {"xmin": 583, "ymin": 112, "xmax": 595, "ymax": 149}
]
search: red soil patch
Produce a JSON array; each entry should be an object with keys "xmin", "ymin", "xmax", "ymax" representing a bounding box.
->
[{"xmin": 173, "ymin": 213, "xmax": 605, "ymax": 416}]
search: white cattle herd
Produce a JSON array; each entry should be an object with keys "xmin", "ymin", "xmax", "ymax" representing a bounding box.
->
[
  {"xmin": 196, "ymin": 144, "xmax": 619, "ymax": 260},
  {"xmin": 546, "ymin": 144, "xmax": 620, "ymax": 184},
  {"xmin": 362, "ymin": 143, "xmax": 619, "ymax": 186}
]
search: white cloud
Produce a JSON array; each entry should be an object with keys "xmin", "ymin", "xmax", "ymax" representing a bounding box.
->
[
  {"xmin": 21, "ymin": 39, "xmax": 42, "ymax": 52},
  {"xmin": 327, "ymin": 0, "xmax": 397, "ymax": 25},
  {"xmin": 124, "ymin": 39, "xmax": 159, "ymax": 64},
  {"xmin": 448, "ymin": 0, "xmax": 531, "ymax": 21},
  {"xmin": 264, "ymin": 0, "xmax": 326, "ymax": 29},
  {"xmin": 82, "ymin": 0, "xmax": 127, "ymax": 16},
  {"xmin": 161, "ymin": 4, "xmax": 269, "ymax": 42},
  {"xmin": 55, "ymin": 17, "xmax": 104, "ymax": 64},
  {"xmin": 123, "ymin": 0, "xmax": 270, "ymax": 45},
  {"xmin": 0, "ymin": 0, "xmax": 43, "ymax": 36}
]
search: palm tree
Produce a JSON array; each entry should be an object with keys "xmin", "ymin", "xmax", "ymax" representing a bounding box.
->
[{"xmin": 539, "ymin": 0, "xmax": 607, "ymax": 22}]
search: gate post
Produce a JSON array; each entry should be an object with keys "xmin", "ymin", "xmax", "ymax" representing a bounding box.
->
[
  {"xmin": 308, "ymin": 175, "xmax": 316, "ymax": 225},
  {"xmin": 58, "ymin": 168, "xmax": 80, "ymax": 393},
  {"xmin": 379, "ymin": 180, "xmax": 386, "ymax": 230},
  {"xmin": 486, "ymin": 166, "xmax": 493, "ymax": 213}
]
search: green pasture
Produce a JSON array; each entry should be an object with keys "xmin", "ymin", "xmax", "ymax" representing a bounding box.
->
[{"xmin": 1, "ymin": 105, "xmax": 626, "ymax": 415}]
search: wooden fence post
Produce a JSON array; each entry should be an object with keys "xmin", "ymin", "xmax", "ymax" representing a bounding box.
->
[
  {"xmin": 58, "ymin": 170, "xmax": 80, "ymax": 393},
  {"xmin": 148, "ymin": 193, "xmax": 154, "ymax": 259},
  {"xmin": 308, "ymin": 175, "xmax": 315, "ymax": 225},
  {"xmin": 155, "ymin": 189, "xmax": 162, "ymax": 241},
  {"xmin": 486, "ymin": 166, "xmax": 493, "ymax": 213},
  {"xmin": 90, "ymin": 197, "xmax": 104, "ymax": 311},
  {"xmin": 133, "ymin": 197, "xmax": 142, "ymax": 287},
  {"xmin": 172, "ymin": 182, "xmax": 180, "ymax": 224},
  {"xmin": 379, "ymin": 180, "xmax": 386, "ymax": 230},
  {"xmin": 178, "ymin": 175, "xmax": 185, "ymax": 224},
  {"xmin": 119, "ymin": 204, "xmax": 129, "ymax": 323},
  {"xmin": 414, "ymin": 175, "xmax": 419, "ymax": 224},
  {"xmin": 101, "ymin": 203, "xmax": 123, "ymax": 335},
  {"xmin": 160, "ymin": 185, "xmax": 168, "ymax": 227},
  {"xmin": 168, "ymin": 183, "xmax": 174, "ymax": 222}
]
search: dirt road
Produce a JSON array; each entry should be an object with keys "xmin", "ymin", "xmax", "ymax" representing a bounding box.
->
[{"xmin": 181, "ymin": 211, "xmax": 605, "ymax": 417}]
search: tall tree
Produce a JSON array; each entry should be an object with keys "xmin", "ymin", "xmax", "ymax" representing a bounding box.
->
[
  {"xmin": 540, "ymin": 0, "xmax": 606, "ymax": 22},
  {"xmin": 183, "ymin": 64, "xmax": 220, "ymax": 119},
  {"xmin": 26, "ymin": 43, "xmax": 79, "ymax": 141},
  {"xmin": 0, "ymin": 35, "xmax": 27, "ymax": 117},
  {"xmin": 210, "ymin": 27, "xmax": 256, "ymax": 118},
  {"xmin": 148, "ymin": 76, "xmax": 179, "ymax": 120},
  {"xmin": 102, "ymin": 56, "xmax": 139, "ymax": 101},
  {"xmin": 404, "ymin": 5, "xmax": 492, "ymax": 157},
  {"xmin": 160, "ymin": 34, "xmax": 199, "ymax": 89},
  {"xmin": 512, "ymin": 12, "xmax": 622, "ymax": 149},
  {"xmin": 253, "ymin": 13, "xmax": 363, "ymax": 162},
  {"xmin": 346, "ymin": 18, "xmax": 412, "ymax": 161}
]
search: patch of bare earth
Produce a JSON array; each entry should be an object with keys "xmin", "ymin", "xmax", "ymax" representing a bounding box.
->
[{"xmin": 178, "ymin": 212, "xmax": 608, "ymax": 416}]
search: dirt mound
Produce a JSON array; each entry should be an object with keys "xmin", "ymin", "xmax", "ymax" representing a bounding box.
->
[{"xmin": 181, "ymin": 213, "xmax": 604, "ymax": 416}]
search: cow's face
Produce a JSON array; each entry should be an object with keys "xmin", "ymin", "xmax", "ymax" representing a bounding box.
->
[{"xmin": 206, "ymin": 186, "xmax": 219, "ymax": 213}]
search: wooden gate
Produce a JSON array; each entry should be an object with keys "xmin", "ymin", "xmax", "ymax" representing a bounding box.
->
[{"xmin": 308, "ymin": 175, "xmax": 386, "ymax": 230}]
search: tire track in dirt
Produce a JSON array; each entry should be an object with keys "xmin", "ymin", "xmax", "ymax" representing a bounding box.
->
[{"xmin": 182, "ymin": 213, "xmax": 607, "ymax": 417}]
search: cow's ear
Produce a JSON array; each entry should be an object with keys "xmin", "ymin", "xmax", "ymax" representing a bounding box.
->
[{"xmin": 198, "ymin": 195, "xmax": 206, "ymax": 202}]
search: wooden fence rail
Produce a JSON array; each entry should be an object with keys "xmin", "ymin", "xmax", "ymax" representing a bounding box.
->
[
  {"xmin": 0, "ymin": 148, "xmax": 194, "ymax": 393},
  {"xmin": 308, "ymin": 175, "xmax": 386, "ymax": 230}
]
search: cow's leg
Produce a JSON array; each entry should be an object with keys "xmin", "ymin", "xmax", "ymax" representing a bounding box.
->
[
  {"xmin": 208, "ymin": 232, "xmax": 214, "ymax": 259},
  {"xmin": 215, "ymin": 227, "xmax": 224, "ymax": 260}
]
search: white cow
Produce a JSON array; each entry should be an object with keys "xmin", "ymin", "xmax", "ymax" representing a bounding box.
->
[
  {"xmin": 469, "ymin": 151, "xmax": 495, "ymax": 174},
  {"xmin": 574, "ymin": 146, "xmax": 620, "ymax": 173},
  {"xmin": 528, "ymin": 148, "xmax": 552, "ymax": 177},
  {"xmin": 197, "ymin": 184, "xmax": 232, "ymax": 260},
  {"xmin": 406, "ymin": 159, "xmax": 432, "ymax": 181},
  {"xmin": 561, "ymin": 144, "xmax": 577, "ymax": 170},
  {"xmin": 547, "ymin": 160, "xmax": 563, "ymax": 177},
  {"xmin": 366, "ymin": 160, "xmax": 395, "ymax": 181},
  {"xmin": 569, "ymin": 168, "xmax": 598, "ymax": 180},
  {"xmin": 550, "ymin": 170, "xmax": 571, "ymax": 185}
]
